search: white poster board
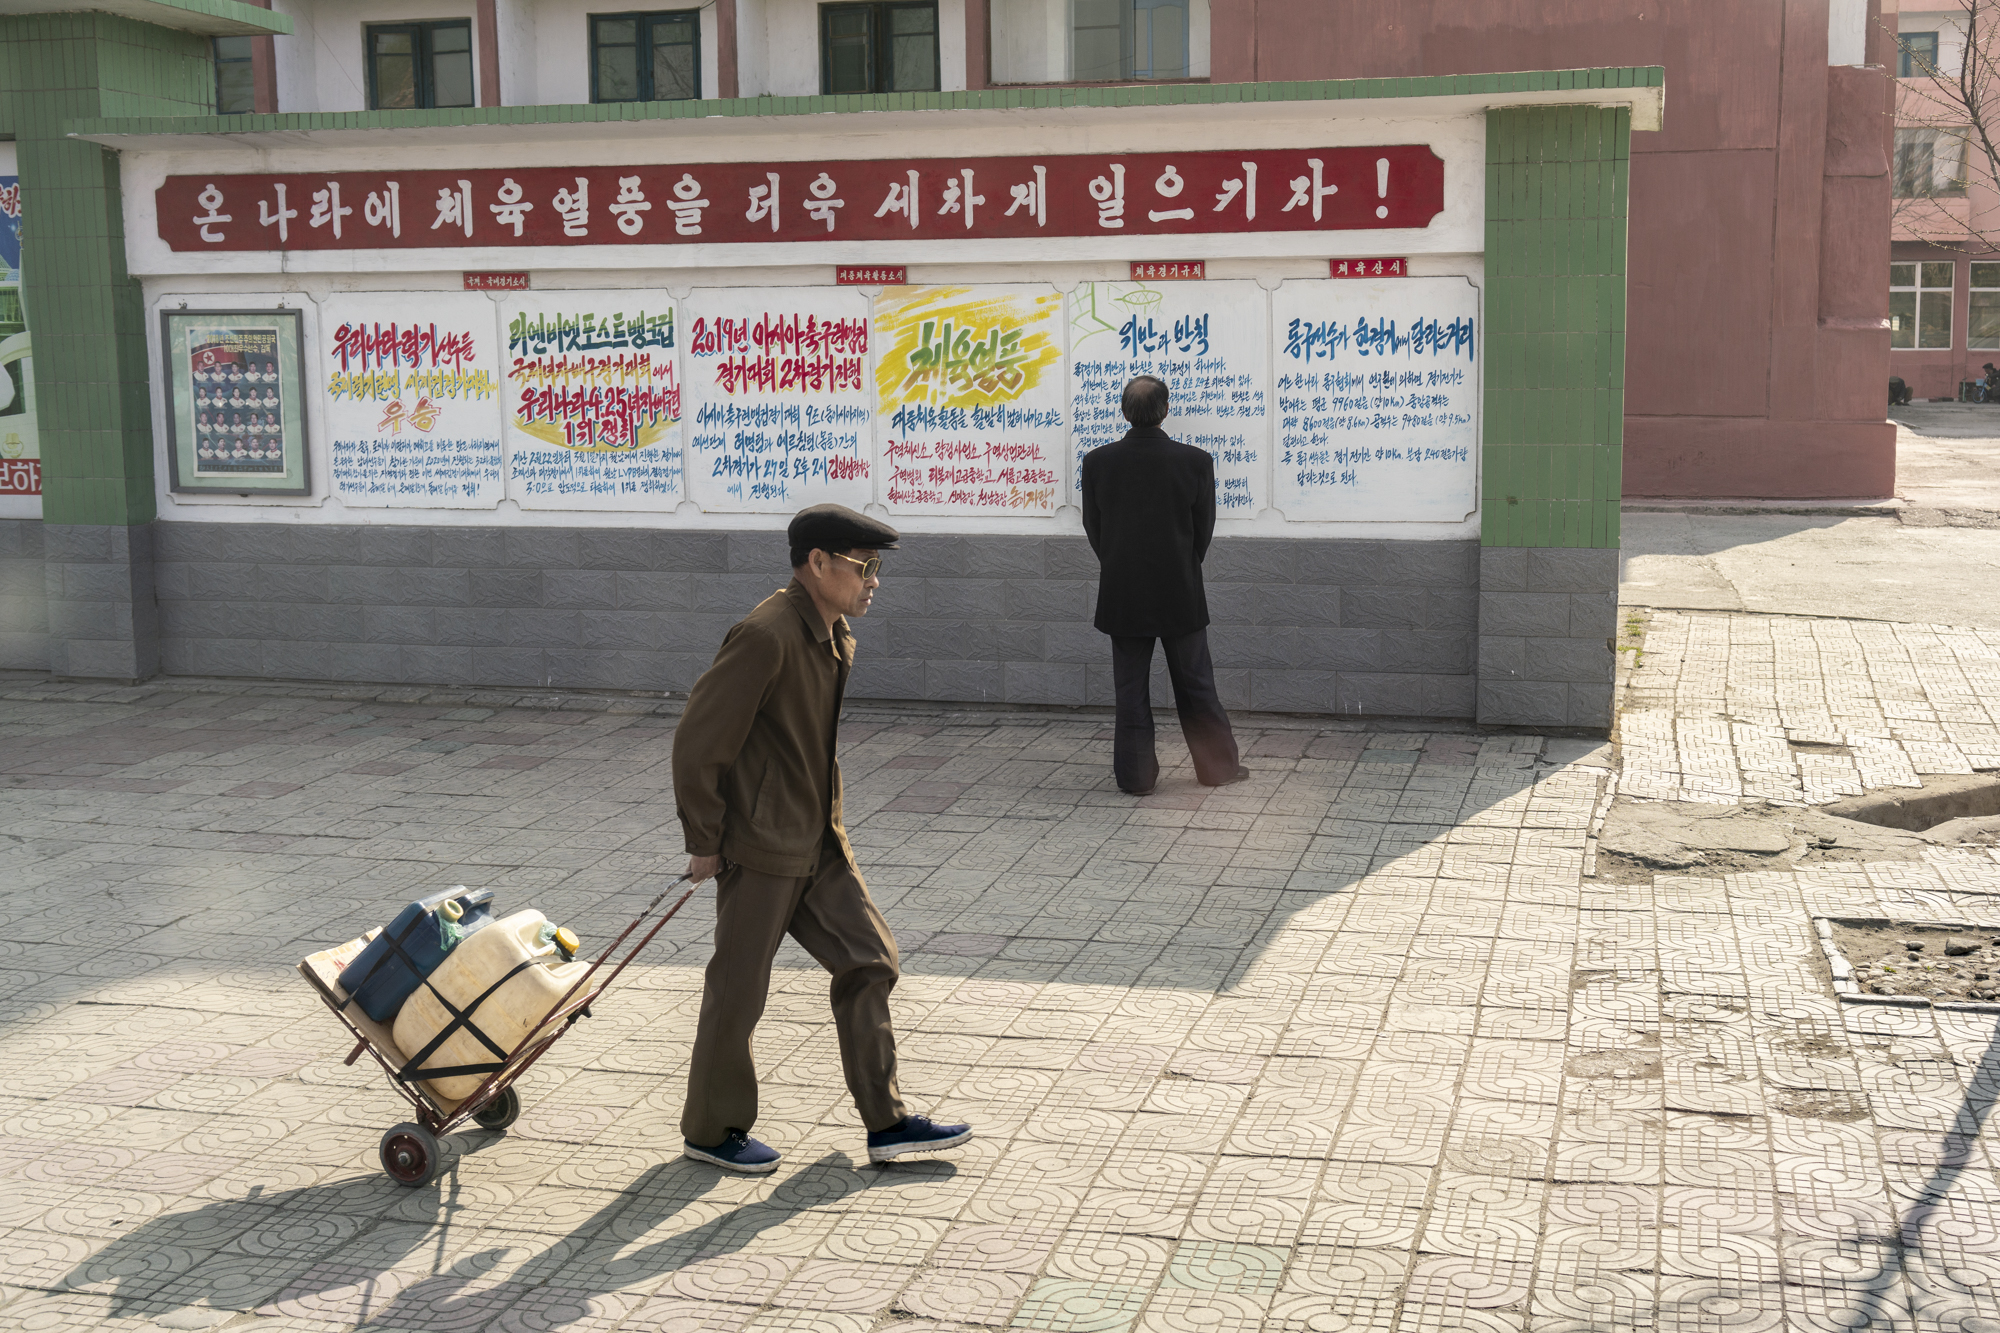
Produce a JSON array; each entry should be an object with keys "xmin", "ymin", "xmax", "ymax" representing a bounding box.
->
[
  {"xmin": 1068, "ymin": 280, "xmax": 1268, "ymax": 516},
  {"xmin": 500, "ymin": 293, "xmax": 683, "ymax": 509},
  {"xmin": 1270, "ymin": 277, "xmax": 1478, "ymax": 522},
  {"xmin": 321, "ymin": 294, "xmax": 505, "ymax": 508},
  {"xmin": 682, "ymin": 287, "xmax": 873, "ymax": 512},
  {"xmin": 874, "ymin": 285, "xmax": 1067, "ymax": 516}
]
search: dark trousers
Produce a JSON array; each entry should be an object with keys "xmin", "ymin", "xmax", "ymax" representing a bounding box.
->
[
  {"xmin": 1110, "ymin": 628, "xmax": 1241, "ymax": 792},
  {"xmin": 680, "ymin": 834, "xmax": 907, "ymax": 1145}
]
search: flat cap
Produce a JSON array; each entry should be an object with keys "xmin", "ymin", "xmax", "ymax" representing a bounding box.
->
[{"xmin": 787, "ymin": 503, "xmax": 900, "ymax": 552}]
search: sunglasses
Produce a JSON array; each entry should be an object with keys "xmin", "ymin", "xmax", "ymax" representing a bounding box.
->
[{"xmin": 830, "ymin": 552, "xmax": 882, "ymax": 579}]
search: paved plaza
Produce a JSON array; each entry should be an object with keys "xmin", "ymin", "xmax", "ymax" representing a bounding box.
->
[{"xmin": 2, "ymin": 635, "xmax": 2000, "ymax": 1331}]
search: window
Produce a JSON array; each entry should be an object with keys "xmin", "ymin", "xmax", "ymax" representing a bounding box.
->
[
  {"xmin": 1899, "ymin": 30, "xmax": 1939, "ymax": 77},
  {"xmin": 366, "ymin": 21, "xmax": 474, "ymax": 110},
  {"xmin": 591, "ymin": 11, "xmax": 699, "ymax": 101},
  {"xmin": 1895, "ymin": 127, "xmax": 1969, "ymax": 197},
  {"xmin": 820, "ymin": 3, "xmax": 938, "ymax": 95},
  {"xmin": 214, "ymin": 36, "xmax": 255, "ymax": 114},
  {"xmin": 1971, "ymin": 263, "xmax": 2000, "ymax": 350},
  {"xmin": 1072, "ymin": 0, "xmax": 1188, "ymax": 81},
  {"xmin": 1890, "ymin": 261, "xmax": 1954, "ymax": 350}
]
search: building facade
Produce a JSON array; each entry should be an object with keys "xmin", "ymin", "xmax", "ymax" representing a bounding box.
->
[
  {"xmin": 1889, "ymin": 5, "xmax": 2000, "ymax": 400},
  {"xmin": 2, "ymin": 0, "xmax": 1879, "ymax": 730}
]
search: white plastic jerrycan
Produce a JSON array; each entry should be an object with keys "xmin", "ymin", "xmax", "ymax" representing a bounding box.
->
[{"xmin": 392, "ymin": 909, "xmax": 587, "ymax": 1102}]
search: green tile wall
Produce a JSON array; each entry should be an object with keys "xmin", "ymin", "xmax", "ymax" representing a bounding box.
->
[
  {"xmin": 0, "ymin": 14, "xmax": 214, "ymax": 527},
  {"xmin": 1482, "ymin": 104, "xmax": 1632, "ymax": 550}
]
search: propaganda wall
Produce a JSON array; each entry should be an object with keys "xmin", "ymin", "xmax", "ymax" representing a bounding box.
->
[{"xmin": 6, "ymin": 72, "xmax": 1654, "ymax": 730}]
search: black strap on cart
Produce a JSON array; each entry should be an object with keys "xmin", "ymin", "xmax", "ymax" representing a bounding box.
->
[{"xmin": 395, "ymin": 957, "xmax": 548, "ymax": 1085}]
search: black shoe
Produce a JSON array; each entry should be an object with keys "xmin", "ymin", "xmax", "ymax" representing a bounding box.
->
[
  {"xmin": 1201, "ymin": 766, "xmax": 1250, "ymax": 787},
  {"xmin": 867, "ymin": 1114, "xmax": 972, "ymax": 1163},
  {"xmin": 1121, "ymin": 785, "xmax": 1155, "ymax": 796}
]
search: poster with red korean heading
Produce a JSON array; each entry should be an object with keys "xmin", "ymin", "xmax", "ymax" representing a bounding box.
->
[
  {"xmin": 682, "ymin": 287, "xmax": 872, "ymax": 512},
  {"xmin": 499, "ymin": 292, "xmax": 683, "ymax": 510},
  {"xmin": 320, "ymin": 293, "xmax": 506, "ymax": 508},
  {"xmin": 874, "ymin": 285, "xmax": 1067, "ymax": 517}
]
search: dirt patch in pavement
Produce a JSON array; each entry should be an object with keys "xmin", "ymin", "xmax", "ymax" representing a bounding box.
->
[
  {"xmin": 1773, "ymin": 1089, "xmax": 1872, "ymax": 1121},
  {"xmin": 1594, "ymin": 796, "xmax": 1939, "ymax": 883},
  {"xmin": 1829, "ymin": 921, "xmax": 2000, "ymax": 1003}
]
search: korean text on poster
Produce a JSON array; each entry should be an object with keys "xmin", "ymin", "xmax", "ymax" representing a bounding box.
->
[
  {"xmin": 682, "ymin": 288, "xmax": 871, "ymax": 512},
  {"xmin": 322, "ymin": 294, "xmax": 505, "ymax": 509},
  {"xmin": 501, "ymin": 294, "xmax": 682, "ymax": 510},
  {"xmin": 874, "ymin": 285, "xmax": 1067, "ymax": 517},
  {"xmin": 1270, "ymin": 276, "xmax": 1478, "ymax": 523},
  {"xmin": 0, "ymin": 172, "xmax": 38, "ymax": 499},
  {"xmin": 1069, "ymin": 281, "xmax": 1267, "ymax": 516}
]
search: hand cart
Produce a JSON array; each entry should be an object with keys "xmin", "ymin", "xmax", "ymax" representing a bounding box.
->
[{"xmin": 296, "ymin": 876, "xmax": 697, "ymax": 1187}]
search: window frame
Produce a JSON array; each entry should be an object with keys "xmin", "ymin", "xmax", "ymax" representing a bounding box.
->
[
  {"xmin": 818, "ymin": 1, "xmax": 940, "ymax": 96},
  {"xmin": 1899, "ymin": 30, "xmax": 1940, "ymax": 77},
  {"xmin": 364, "ymin": 19, "xmax": 476, "ymax": 111},
  {"xmin": 213, "ymin": 35, "xmax": 256, "ymax": 115},
  {"xmin": 1890, "ymin": 260, "xmax": 1956, "ymax": 351},
  {"xmin": 589, "ymin": 9, "xmax": 702, "ymax": 103},
  {"xmin": 1969, "ymin": 262, "xmax": 2000, "ymax": 351},
  {"xmin": 1894, "ymin": 126, "xmax": 1971, "ymax": 199}
]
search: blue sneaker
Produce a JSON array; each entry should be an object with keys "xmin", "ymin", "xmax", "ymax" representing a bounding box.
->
[
  {"xmin": 866, "ymin": 1114, "xmax": 972, "ymax": 1163},
  {"xmin": 683, "ymin": 1130, "xmax": 781, "ymax": 1174}
]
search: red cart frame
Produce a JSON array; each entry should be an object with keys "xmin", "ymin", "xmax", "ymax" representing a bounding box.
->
[{"xmin": 297, "ymin": 876, "xmax": 696, "ymax": 1185}]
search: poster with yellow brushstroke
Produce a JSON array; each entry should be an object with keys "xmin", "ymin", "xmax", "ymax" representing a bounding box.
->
[{"xmin": 873, "ymin": 284, "xmax": 1067, "ymax": 516}]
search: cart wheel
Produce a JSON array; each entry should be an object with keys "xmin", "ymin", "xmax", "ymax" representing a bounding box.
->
[
  {"xmin": 379, "ymin": 1122, "xmax": 441, "ymax": 1187},
  {"xmin": 471, "ymin": 1086, "xmax": 521, "ymax": 1132}
]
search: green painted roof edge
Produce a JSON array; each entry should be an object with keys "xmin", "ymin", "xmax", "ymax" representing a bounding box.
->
[
  {"xmin": 66, "ymin": 65, "xmax": 1662, "ymax": 139},
  {"xmin": 122, "ymin": 0, "xmax": 291, "ymax": 36}
]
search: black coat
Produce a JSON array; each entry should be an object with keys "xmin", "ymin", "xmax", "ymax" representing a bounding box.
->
[{"xmin": 1079, "ymin": 425, "xmax": 1216, "ymax": 638}]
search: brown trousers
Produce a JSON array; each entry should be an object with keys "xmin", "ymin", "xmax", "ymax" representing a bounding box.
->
[{"xmin": 680, "ymin": 835, "xmax": 907, "ymax": 1146}]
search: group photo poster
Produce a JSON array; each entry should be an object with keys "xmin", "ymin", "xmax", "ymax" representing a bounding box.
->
[
  {"xmin": 873, "ymin": 285, "xmax": 1067, "ymax": 517},
  {"xmin": 1270, "ymin": 276, "xmax": 1479, "ymax": 523},
  {"xmin": 0, "ymin": 163, "xmax": 36, "ymax": 501},
  {"xmin": 501, "ymin": 292, "xmax": 683, "ymax": 510},
  {"xmin": 682, "ymin": 286, "xmax": 872, "ymax": 513},
  {"xmin": 1069, "ymin": 280, "xmax": 1269, "ymax": 517},
  {"xmin": 321, "ymin": 294, "xmax": 506, "ymax": 509},
  {"xmin": 161, "ymin": 308, "xmax": 310, "ymax": 495}
]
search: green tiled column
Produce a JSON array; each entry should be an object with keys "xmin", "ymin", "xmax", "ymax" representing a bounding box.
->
[
  {"xmin": 1478, "ymin": 104, "xmax": 1633, "ymax": 731},
  {"xmin": 0, "ymin": 13, "xmax": 213, "ymax": 678}
]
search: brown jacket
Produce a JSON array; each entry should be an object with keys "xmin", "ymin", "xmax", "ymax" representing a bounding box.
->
[{"xmin": 673, "ymin": 581, "xmax": 855, "ymax": 877}]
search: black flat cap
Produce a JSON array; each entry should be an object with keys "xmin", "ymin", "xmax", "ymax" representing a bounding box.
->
[{"xmin": 787, "ymin": 503, "xmax": 900, "ymax": 552}]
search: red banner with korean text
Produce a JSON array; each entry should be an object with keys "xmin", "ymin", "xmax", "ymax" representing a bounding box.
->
[{"xmin": 156, "ymin": 147, "xmax": 1444, "ymax": 252}]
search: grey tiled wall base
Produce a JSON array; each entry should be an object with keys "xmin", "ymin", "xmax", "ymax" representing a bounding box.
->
[
  {"xmin": 0, "ymin": 519, "xmax": 48, "ymax": 671},
  {"xmin": 1476, "ymin": 546, "xmax": 1618, "ymax": 730},
  {"xmin": 43, "ymin": 523, "xmax": 161, "ymax": 682},
  {"xmin": 143, "ymin": 523, "xmax": 1479, "ymax": 718}
]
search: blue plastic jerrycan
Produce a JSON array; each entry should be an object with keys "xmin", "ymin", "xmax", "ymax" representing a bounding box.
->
[{"xmin": 338, "ymin": 885, "xmax": 496, "ymax": 1023}]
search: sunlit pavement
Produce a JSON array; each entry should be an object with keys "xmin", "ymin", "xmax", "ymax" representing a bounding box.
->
[{"xmin": 2, "ymin": 670, "xmax": 1998, "ymax": 1331}]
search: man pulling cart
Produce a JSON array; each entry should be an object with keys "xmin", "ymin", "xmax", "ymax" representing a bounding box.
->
[{"xmin": 671, "ymin": 503, "xmax": 972, "ymax": 1173}]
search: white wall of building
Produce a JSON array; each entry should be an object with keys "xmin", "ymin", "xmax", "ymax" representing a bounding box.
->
[
  {"xmin": 530, "ymin": 0, "xmax": 723, "ymax": 105},
  {"xmin": 272, "ymin": 0, "xmax": 483, "ymax": 114},
  {"xmin": 991, "ymin": 0, "xmax": 1210, "ymax": 86}
]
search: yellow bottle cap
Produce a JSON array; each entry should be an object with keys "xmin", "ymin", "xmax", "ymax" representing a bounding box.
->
[
  {"xmin": 438, "ymin": 898, "xmax": 464, "ymax": 923},
  {"xmin": 554, "ymin": 927, "xmax": 580, "ymax": 956}
]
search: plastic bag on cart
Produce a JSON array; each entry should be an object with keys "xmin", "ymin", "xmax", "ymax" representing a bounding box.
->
[{"xmin": 339, "ymin": 886, "xmax": 496, "ymax": 1023}]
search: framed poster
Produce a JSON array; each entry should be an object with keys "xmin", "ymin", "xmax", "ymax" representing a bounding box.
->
[
  {"xmin": 1069, "ymin": 279, "xmax": 1269, "ymax": 516},
  {"xmin": 874, "ymin": 284, "xmax": 1066, "ymax": 516},
  {"xmin": 321, "ymin": 293, "xmax": 506, "ymax": 508},
  {"xmin": 501, "ymin": 292, "xmax": 683, "ymax": 510},
  {"xmin": 1269, "ymin": 276, "xmax": 1478, "ymax": 523},
  {"xmin": 161, "ymin": 308, "xmax": 310, "ymax": 494},
  {"xmin": 683, "ymin": 286, "xmax": 871, "ymax": 512}
]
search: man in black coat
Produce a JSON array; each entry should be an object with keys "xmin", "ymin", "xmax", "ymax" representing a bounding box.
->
[{"xmin": 1080, "ymin": 375, "xmax": 1247, "ymax": 795}]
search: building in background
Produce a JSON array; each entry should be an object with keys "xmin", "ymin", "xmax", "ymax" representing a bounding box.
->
[
  {"xmin": 1889, "ymin": 5, "xmax": 2000, "ymax": 400},
  {"xmin": 0, "ymin": 0, "xmax": 1895, "ymax": 726}
]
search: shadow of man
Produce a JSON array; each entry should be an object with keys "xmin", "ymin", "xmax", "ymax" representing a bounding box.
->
[{"xmin": 69, "ymin": 1133, "xmax": 955, "ymax": 1327}]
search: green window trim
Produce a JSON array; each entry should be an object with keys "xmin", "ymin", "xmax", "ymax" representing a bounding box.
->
[
  {"xmin": 820, "ymin": 1, "xmax": 940, "ymax": 96},
  {"xmin": 365, "ymin": 20, "xmax": 475, "ymax": 111},
  {"xmin": 590, "ymin": 10, "xmax": 701, "ymax": 103}
]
